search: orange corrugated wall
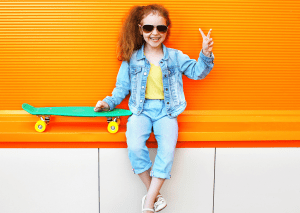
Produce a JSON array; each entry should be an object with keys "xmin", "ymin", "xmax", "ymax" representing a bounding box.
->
[{"xmin": 0, "ymin": 0, "xmax": 299, "ymax": 110}]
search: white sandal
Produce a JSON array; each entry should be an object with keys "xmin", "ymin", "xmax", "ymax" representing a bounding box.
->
[
  {"xmin": 142, "ymin": 208, "xmax": 155, "ymax": 212},
  {"xmin": 154, "ymin": 195, "xmax": 167, "ymax": 212}
]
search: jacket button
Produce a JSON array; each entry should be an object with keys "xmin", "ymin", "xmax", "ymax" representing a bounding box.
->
[
  {"xmin": 168, "ymin": 71, "xmax": 171, "ymax": 74},
  {"xmin": 167, "ymin": 102, "xmax": 169, "ymax": 104},
  {"xmin": 142, "ymin": 86, "xmax": 145, "ymax": 89},
  {"xmin": 164, "ymin": 74, "xmax": 167, "ymax": 78},
  {"xmin": 144, "ymin": 72, "xmax": 147, "ymax": 75},
  {"xmin": 166, "ymin": 88, "xmax": 168, "ymax": 91},
  {"xmin": 140, "ymin": 100, "xmax": 143, "ymax": 103}
]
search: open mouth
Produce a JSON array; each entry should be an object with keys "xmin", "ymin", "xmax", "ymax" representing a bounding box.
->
[{"xmin": 150, "ymin": 38, "xmax": 160, "ymax": 41}]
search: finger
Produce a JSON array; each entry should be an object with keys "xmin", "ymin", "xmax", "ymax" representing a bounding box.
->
[
  {"xmin": 199, "ymin": 28, "xmax": 206, "ymax": 38},
  {"xmin": 206, "ymin": 38, "xmax": 213, "ymax": 45},
  {"xmin": 95, "ymin": 107, "xmax": 104, "ymax": 112},
  {"xmin": 207, "ymin": 29, "xmax": 212, "ymax": 38},
  {"xmin": 209, "ymin": 41, "xmax": 214, "ymax": 46},
  {"xmin": 94, "ymin": 102, "xmax": 103, "ymax": 111},
  {"xmin": 94, "ymin": 106, "xmax": 101, "ymax": 111},
  {"xmin": 96, "ymin": 101, "xmax": 104, "ymax": 108}
]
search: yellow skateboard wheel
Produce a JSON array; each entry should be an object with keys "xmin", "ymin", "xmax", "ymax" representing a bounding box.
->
[
  {"xmin": 107, "ymin": 121, "xmax": 119, "ymax": 134},
  {"xmin": 35, "ymin": 120, "xmax": 47, "ymax": 133}
]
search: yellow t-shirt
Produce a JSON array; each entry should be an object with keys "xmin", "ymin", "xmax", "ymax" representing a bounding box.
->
[{"xmin": 145, "ymin": 63, "xmax": 164, "ymax": 99}]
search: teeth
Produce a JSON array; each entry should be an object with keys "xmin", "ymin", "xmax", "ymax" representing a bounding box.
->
[{"xmin": 151, "ymin": 38, "xmax": 159, "ymax": 41}]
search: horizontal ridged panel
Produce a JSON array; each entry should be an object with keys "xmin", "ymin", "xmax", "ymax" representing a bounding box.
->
[{"xmin": 0, "ymin": 0, "xmax": 300, "ymax": 110}]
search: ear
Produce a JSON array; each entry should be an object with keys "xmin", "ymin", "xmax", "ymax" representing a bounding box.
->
[{"xmin": 138, "ymin": 24, "xmax": 143, "ymax": 35}]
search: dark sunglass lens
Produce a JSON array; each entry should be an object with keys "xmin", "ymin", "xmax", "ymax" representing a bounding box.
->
[
  {"xmin": 143, "ymin": 25, "xmax": 154, "ymax": 33},
  {"xmin": 157, "ymin": 25, "xmax": 168, "ymax": 33}
]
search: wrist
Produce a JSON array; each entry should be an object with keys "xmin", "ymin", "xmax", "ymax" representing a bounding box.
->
[{"xmin": 202, "ymin": 50, "xmax": 211, "ymax": 57}]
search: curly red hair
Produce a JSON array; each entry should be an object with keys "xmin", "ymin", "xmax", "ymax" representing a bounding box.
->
[{"xmin": 116, "ymin": 4, "xmax": 172, "ymax": 62}]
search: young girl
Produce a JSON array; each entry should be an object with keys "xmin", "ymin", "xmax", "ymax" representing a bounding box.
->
[{"xmin": 94, "ymin": 4, "xmax": 214, "ymax": 212}]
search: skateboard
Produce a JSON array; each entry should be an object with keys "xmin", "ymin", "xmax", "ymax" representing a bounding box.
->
[{"xmin": 22, "ymin": 103, "xmax": 132, "ymax": 133}]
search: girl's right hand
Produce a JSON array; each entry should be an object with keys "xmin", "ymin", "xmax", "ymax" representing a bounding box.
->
[{"xmin": 94, "ymin": 100, "xmax": 110, "ymax": 112}]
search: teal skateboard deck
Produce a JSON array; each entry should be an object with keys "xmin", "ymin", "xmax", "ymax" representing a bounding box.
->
[{"xmin": 22, "ymin": 103, "xmax": 132, "ymax": 133}]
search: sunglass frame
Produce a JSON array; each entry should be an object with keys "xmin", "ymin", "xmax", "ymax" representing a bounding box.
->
[{"xmin": 139, "ymin": 24, "xmax": 168, "ymax": 33}]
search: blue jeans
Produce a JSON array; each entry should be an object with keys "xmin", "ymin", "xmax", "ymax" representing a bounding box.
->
[{"xmin": 126, "ymin": 99, "xmax": 178, "ymax": 179}]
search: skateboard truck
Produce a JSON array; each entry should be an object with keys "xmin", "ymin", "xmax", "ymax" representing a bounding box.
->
[
  {"xmin": 37, "ymin": 115, "xmax": 51, "ymax": 124},
  {"xmin": 107, "ymin": 117, "xmax": 120, "ymax": 123}
]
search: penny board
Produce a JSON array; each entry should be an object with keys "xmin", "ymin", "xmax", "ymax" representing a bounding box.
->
[{"xmin": 22, "ymin": 103, "xmax": 132, "ymax": 117}]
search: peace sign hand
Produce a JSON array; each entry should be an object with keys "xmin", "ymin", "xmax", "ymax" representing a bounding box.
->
[{"xmin": 199, "ymin": 28, "xmax": 213, "ymax": 57}]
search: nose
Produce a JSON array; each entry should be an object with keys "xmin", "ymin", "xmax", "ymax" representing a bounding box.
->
[{"xmin": 152, "ymin": 27, "xmax": 159, "ymax": 35}]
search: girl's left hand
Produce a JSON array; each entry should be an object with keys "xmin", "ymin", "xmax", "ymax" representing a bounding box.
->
[{"xmin": 199, "ymin": 28, "xmax": 213, "ymax": 57}]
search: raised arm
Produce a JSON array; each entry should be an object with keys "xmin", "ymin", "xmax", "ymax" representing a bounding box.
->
[{"xmin": 177, "ymin": 28, "xmax": 215, "ymax": 80}]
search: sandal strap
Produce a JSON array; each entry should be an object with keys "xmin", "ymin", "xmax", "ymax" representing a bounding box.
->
[
  {"xmin": 142, "ymin": 208, "xmax": 155, "ymax": 212},
  {"xmin": 157, "ymin": 195, "xmax": 163, "ymax": 198}
]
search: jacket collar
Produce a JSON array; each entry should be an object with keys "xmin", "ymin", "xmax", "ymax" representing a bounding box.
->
[{"xmin": 136, "ymin": 43, "xmax": 169, "ymax": 61}]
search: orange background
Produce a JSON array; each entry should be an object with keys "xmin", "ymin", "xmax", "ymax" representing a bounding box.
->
[
  {"xmin": 1, "ymin": 0, "xmax": 300, "ymax": 148},
  {"xmin": 1, "ymin": 0, "xmax": 299, "ymax": 110}
]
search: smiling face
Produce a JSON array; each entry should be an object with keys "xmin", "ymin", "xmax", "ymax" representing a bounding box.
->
[{"xmin": 139, "ymin": 12, "xmax": 168, "ymax": 51}]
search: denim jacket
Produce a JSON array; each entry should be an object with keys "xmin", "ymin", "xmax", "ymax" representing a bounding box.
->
[{"xmin": 103, "ymin": 43, "xmax": 215, "ymax": 118}]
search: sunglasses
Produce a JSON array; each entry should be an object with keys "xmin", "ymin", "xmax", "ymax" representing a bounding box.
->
[{"xmin": 139, "ymin": 24, "xmax": 168, "ymax": 33}]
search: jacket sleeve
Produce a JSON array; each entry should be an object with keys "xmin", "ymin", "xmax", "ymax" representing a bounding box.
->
[
  {"xmin": 102, "ymin": 60, "xmax": 131, "ymax": 111},
  {"xmin": 177, "ymin": 49, "xmax": 215, "ymax": 80}
]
